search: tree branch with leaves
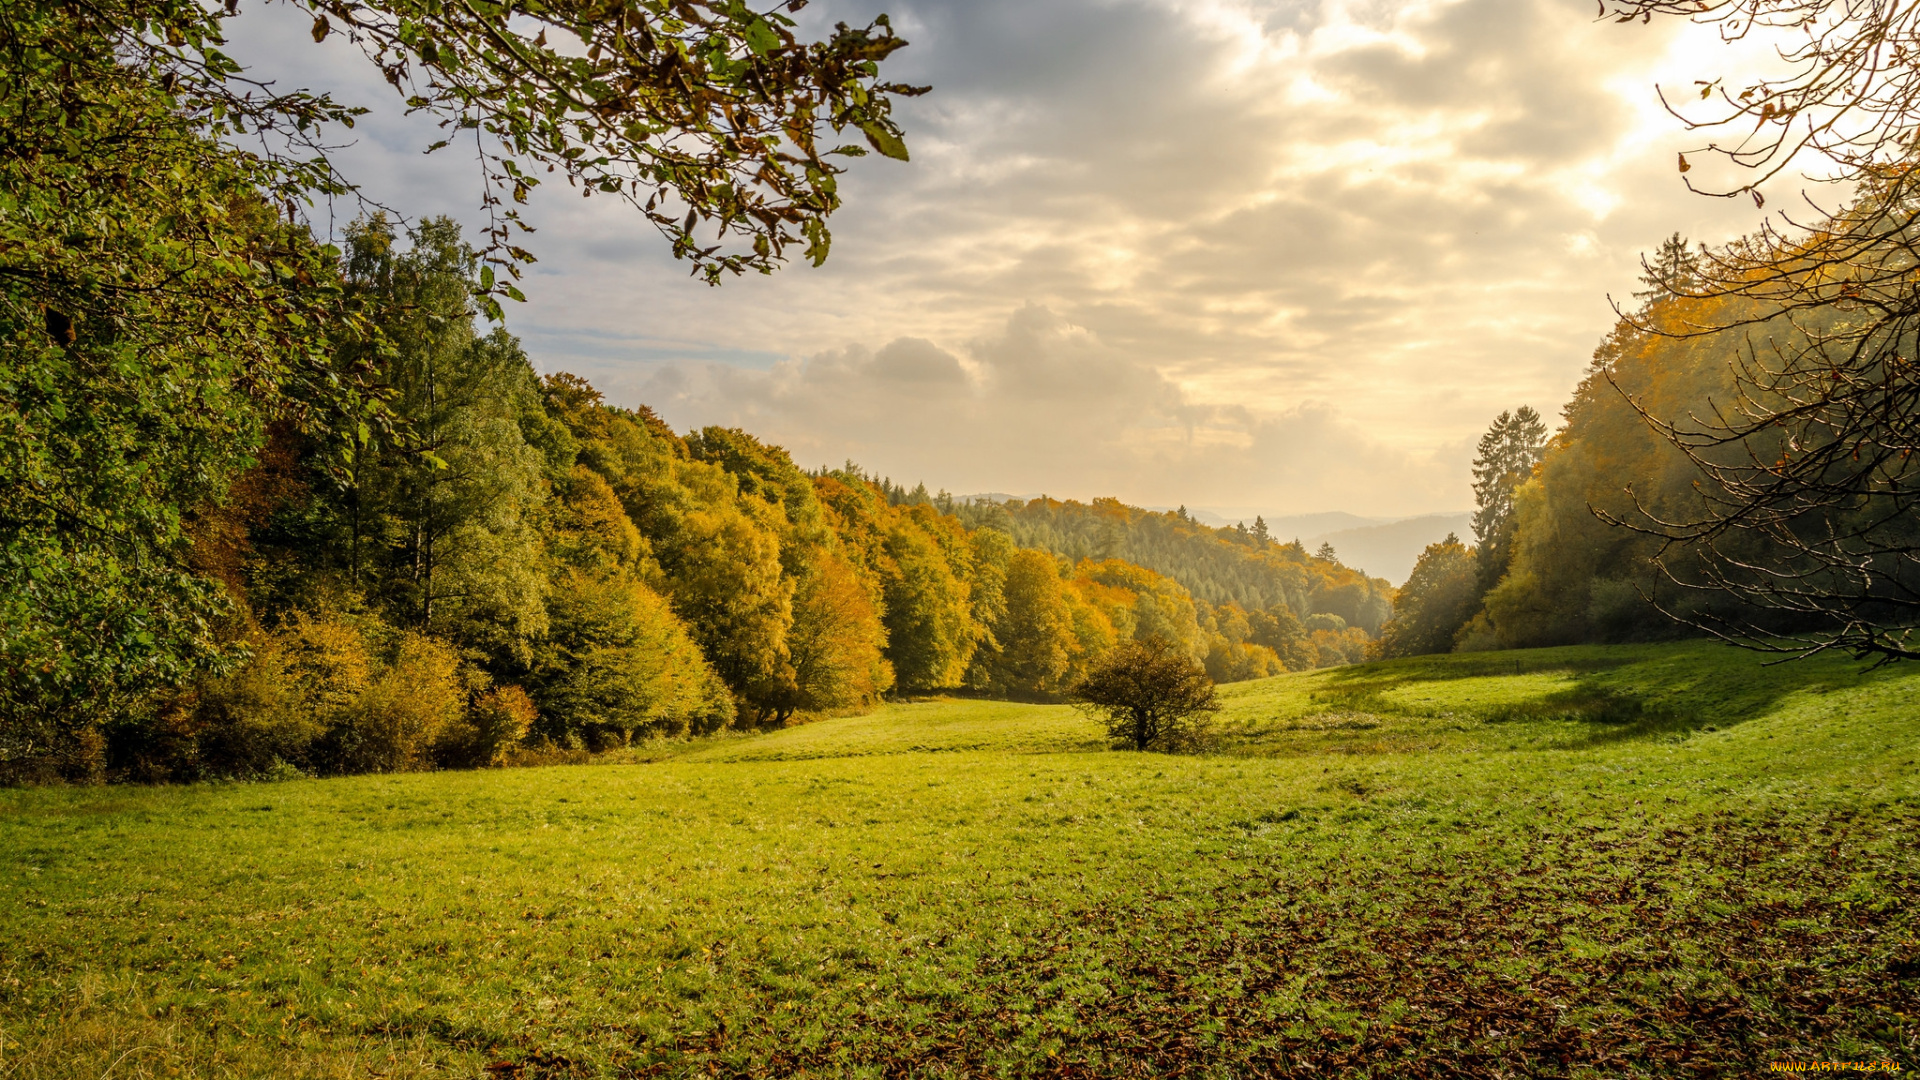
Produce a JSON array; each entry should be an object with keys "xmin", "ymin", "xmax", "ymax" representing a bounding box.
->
[
  {"xmin": 1595, "ymin": 0, "xmax": 1920, "ymax": 661},
  {"xmin": 95, "ymin": 0, "xmax": 926, "ymax": 296}
]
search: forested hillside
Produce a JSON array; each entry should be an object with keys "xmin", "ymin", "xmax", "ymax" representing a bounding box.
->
[
  {"xmin": 1373, "ymin": 243, "xmax": 1774, "ymax": 657},
  {"xmin": 1379, "ymin": 221, "xmax": 1920, "ymax": 660},
  {"xmin": 953, "ymin": 498, "xmax": 1394, "ymax": 632},
  {"xmin": 1477, "ymin": 301, "xmax": 1751, "ymax": 648},
  {"xmin": 3, "ymin": 218, "xmax": 1386, "ymax": 785}
]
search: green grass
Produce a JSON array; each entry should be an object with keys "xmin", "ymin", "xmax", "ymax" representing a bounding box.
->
[{"xmin": 3, "ymin": 641, "xmax": 1917, "ymax": 1078}]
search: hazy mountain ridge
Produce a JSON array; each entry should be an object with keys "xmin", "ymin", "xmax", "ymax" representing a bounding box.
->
[{"xmin": 1301, "ymin": 514, "xmax": 1474, "ymax": 585}]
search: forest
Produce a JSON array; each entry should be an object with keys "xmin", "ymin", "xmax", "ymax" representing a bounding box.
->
[
  {"xmin": 14, "ymin": 198, "xmax": 1916, "ymax": 785},
  {"xmin": 1376, "ymin": 225, "xmax": 1920, "ymax": 664},
  {"xmin": 3, "ymin": 208, "xmax": 1391, "ymax": 784},
  {"xmin": 9, "ymin": 0, "xmax": 1920, "ymax": 788}
]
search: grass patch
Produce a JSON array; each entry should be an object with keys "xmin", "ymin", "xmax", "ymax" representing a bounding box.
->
[{"xmin": 2, "ymin": 641, "xmax": 1917, "ymax": 1077}]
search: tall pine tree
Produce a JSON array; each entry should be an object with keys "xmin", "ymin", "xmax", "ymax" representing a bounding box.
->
[{"xmin": 1470, "ymin": 406, "xmax": 1548, "ymax": 595}]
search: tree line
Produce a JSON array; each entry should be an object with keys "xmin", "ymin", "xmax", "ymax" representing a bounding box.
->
[
  {"xmin": 3, "ymin": 214, "xmax": 1395, "ymax": 783},
  {"xmin": 1379, "ymin": 217, "xmax": 1920, "ymax": 659}
]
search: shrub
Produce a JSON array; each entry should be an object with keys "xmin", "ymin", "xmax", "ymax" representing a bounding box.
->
[
  {"xmin": 111, "ymin": 616, "xmax": 340, "ymax": 782},
  {"xmin": 188, "ymin": 639, "xmax": 323, "ymax": 778},
  {"xmin": 278, "ymin": 611, "xmax": 375, "ymax": 716},
  {"xmin": 324, "ymin": 632, "xmax": 465, "ymax": 774},
  {"xmin": 437, "ymin": 685, "xmax": 537, "ymax": 767}
]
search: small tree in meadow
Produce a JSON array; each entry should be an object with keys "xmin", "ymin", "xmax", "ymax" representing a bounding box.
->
[{"xmin": 1073, "ymin": 637, "xmax": 1220, "ymax": 752}]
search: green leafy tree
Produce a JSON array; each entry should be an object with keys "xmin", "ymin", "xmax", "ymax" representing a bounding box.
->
[
  {"xmin": 1073, "ymin": 637, "xmax": 1220, "ymax": 752},
  {"xmin": 962, "ymin": 527, "xmax": 1016, "ymax": 688},
  {"xmin": 1375, "ymin": 535, "xmax": 1481, "ymax": 658},
  {"xmin": 880, "ymin": 510, "xmax": 977, "ymax": 692},
  {"xmin": 1246, "ymin": 604, "xmax": 1315, "ymax": 671},
  {"xmin": 0, "ymin": 6, "xmax": 369, "ymax": 769},
  {"xmin": 643, "ymin": 481, "xmax": 795, "ymax": 720},
  {"xmin": 343, "ymin": 219, "xmax": 550, "ymax": 665},
  {"xmin": 686, "ymin": 427, "xmax": 829, "ymax": 551},
  {"xmin": 534, "ymin": 567, "xmax": 734, "ymax": 745},
  {"xmin": 33, "ymin": 0, "xmax": 922, "ymax": 289},
  {"xmin": 784, "ymin": 552, "xmax": 892, "ymax": 718},
  {"xmin": 528, "ymin": 457, "xmax": 731, "ymax": 744},
  {"xmin": 981, "ymin": 550, "xmax": 1077, "ymax": 697},
  {"xmin": 541, "ymin": 384, "xmax": 797, "ymax": 720}
]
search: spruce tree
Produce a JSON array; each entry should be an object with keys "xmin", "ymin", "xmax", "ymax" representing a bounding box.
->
[
  {"xmin": 1470, "ymin": 406, "xmax": 1548, "ymax": 595},
  {"xmin": 1632, "ymin": 233, "xmax": 1704, "ymax": 306}
]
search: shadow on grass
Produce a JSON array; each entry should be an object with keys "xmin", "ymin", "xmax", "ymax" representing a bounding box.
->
[{"xmin": 1301, "ymin": 640, "xmax": 1914, "ymax": 751}]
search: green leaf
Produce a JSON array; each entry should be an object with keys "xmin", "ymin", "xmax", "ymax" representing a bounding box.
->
[
  {"xmin": 859, "ymin": 122, "xmax": 909, "ymax": 161},
  {"xmin": 743, "ymin": 17, "xmax": 780, "ymax": 55},
  {"xmin": 804, "ymin": 218, "xmax": 830, "ymax": 267}
]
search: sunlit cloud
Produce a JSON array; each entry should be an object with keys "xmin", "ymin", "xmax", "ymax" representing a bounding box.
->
[{"xmin": 218, "ymin": 0, "xmax": 1808, "ymax": 517}]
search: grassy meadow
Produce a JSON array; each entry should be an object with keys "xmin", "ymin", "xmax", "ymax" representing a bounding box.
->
[{"xmin": 3, "ymin": 641, "xmax": 1917, "ymax": 1078}]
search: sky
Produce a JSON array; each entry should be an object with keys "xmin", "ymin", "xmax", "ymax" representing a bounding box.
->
[{"xmin": 226, "ymin": 0, "xmax": 1799, "ymax": 519}]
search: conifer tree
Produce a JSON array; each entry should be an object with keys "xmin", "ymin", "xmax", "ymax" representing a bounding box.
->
[
  {"xmin": 1632, "ymin": 233, "xmax": 1704, "ymax": 306},
  {"xmin": 1470, "ymin": 407, "xmax": 1548, "ymax": 595}
]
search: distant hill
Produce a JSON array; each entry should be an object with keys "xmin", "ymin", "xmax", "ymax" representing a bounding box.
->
[
  {"xmin": 1259, "ymin": 511, "xmax": 1388, "ymax": 539},
  {"xmin": 948, "ymin": 496, "xmax": 1396, "ymax": 633},
  {"xmin": 951, "ymin": 490, "xmax": 1465, "ymax": 588},
  {"xmin": 1303, "ymin": 513, "xmax": 1472, "ymax": 585}
]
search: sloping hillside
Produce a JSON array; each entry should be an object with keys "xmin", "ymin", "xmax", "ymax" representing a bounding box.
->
[{"xmin": 953, "ymin": 496, "xmax": 1395, "ymax": 632}]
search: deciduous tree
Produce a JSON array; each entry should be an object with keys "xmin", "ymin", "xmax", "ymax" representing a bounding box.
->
[
  {"xmin": 1073, "ymin": 637, "xmax": 1220, "ymax": 752},
  {"xmin": 785, "ymin": 552, "xmax": 892, "ymax": 717},
  {"xmin": 1599, "ymin": 0, "xmax": 1920, "ymax": 660},
  {"xmin": 982, "ymin": 550, "xmax": 1076, "ymax": 697},
  {"xmin": 1375, "ymin": 535, "xmax": 1480, "ymax": 658}
]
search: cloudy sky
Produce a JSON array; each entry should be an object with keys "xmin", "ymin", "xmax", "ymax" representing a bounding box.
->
[{"xmin": 230, "ymin": 0, "xmax": 1793, "ymax": 519}]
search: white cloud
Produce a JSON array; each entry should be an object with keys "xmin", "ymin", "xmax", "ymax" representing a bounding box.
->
[
  {"xmin": 590, "ymin": 305, "xmax": 1462, "ymax": 516},
  {"xmin": 217, "ymin": 0, "xmax": 1802, "ymax": 515}
]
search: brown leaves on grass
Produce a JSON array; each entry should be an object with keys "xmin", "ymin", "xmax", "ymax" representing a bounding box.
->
[{"xmin": 616, "ymin": 809, "xmax": 1918, "ymax": 1078}]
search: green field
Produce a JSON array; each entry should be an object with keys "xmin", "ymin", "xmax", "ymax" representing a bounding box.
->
[{"xmin": 4, "ymin": 642, "xmax": 1917, "ymax": 1078}]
